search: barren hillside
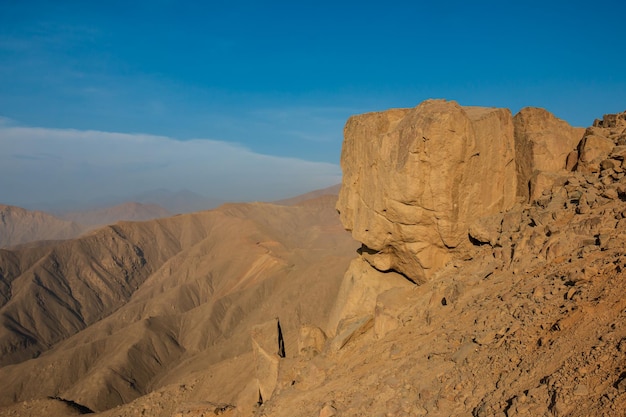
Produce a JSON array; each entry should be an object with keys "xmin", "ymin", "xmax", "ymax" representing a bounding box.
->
[
  {"xmin": 0, "ymin": 194, "xmax": 357, "ymax": 414},
  {"xmin": 0, "ymin": 204, "xmax": 85, "ymax": 248},
  {"xmin": 57, "ymin": 202, "xmax": 173, "ymax": 228}
]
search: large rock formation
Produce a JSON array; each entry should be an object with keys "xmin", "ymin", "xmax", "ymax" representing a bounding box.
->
[
  {"xmin": 337, "ymin": 100, "xmax": 518, "ymax": 284},
  {"xmin": 513, "ymin": 107, "xmax": 585, "ymax": 200},
  {"xmin": 333, "ymin": 99, "xmax": 589, "ymax": 334},
  {"xmin": 336, "ymin": 100, "xmax": 588, "ymax": 286},
  {"xmin": 252, "ymin": 107, "xmax": 626, "ymax": 417}
]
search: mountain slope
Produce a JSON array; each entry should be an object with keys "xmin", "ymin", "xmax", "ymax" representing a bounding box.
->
[
  {"xmin": 57, "ymin": 202, "xmax": 172, "ymax": 227},
  {"xmin": 0, "ymin": 196, "xmax": 357, "ymax": 412},
  {"xmin": 0, "ymin": 205, "xmax": 85, "ymax": 248},
  {"xmin": 2, "ymin": 105, "xmax": 625, "ymax": 417}
]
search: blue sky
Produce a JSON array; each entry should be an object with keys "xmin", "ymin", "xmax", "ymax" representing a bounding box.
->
[{"xmin": 1, "ymin": 0, "xmax": 625, "ymax": 209}]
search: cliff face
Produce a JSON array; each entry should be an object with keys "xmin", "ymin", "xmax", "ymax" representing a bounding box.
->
[
  {"xmin": 337, "ymin": 100, "xmax": 518, "ymax": 283},
  {"xmin": 337, "ymin": 100, "xmax": 585, "ymax": 287},
  {"xmin": 330, "ymin": 100, "xmax": 587, "ymax": 335},
  {"xmin": 513, "ymin": 107, "xmax": 585, "ymax": 200}
]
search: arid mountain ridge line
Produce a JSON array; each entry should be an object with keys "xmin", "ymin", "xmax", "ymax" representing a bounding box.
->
[
  {"xmin": 1, "ymin": 99, "xmax": 626, "ymax": 417},
  {"xmin": 0, "ymin": 185, "xmax": 343, "ymax": 249},
  {"xmin": 0, "ymin": 202, "xmax": 172, "ymax": 249}
]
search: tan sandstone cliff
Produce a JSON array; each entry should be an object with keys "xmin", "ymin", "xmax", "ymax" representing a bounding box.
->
[
  {"xmin": 337, "ymin": 100, "xmax": 519, "ymax": 285},
  {"xmin": 331, "ymin": 99, "xmax": 585, "ymax": 335}
]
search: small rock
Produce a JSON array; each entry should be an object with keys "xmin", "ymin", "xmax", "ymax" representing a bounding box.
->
[
  {"xmin": 474, "ymin": 331, "xmax": 496, "ymax": 346},
  {"xmin": 566, "ymin": 287, "xmax": 578, "ymax": 300},
  {"xmin": 601, "ymin": 187, "xmax": 619, "ymax": 200},
  {"xmin": 576, "ymin": 203, "xmax": 590, "ymax": 214},
  {"xmin": 319, "ymin": 402, "xmax": 337, "ymax": 417},
  {"xmin": 573, "ymin": 384, "xmax": 589, "ymax": 396},
  {"xmin": 600, "ymin": 159, "xmax": 616, "ymax": 170}
]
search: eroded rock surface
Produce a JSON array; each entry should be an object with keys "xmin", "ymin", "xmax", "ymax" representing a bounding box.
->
[
  {"xmin": 513, "ymin": 107, "xmax": 584, "ymax": 200},
  {"xmin": 337, "ymin": 100, "xmax": 592, "ymax": 290},
  {"xmin": 337, "ymin": 100, "xmax": 518, "ymax": 284},
  {"xmin": 253, "ymin": 108, "xmax": 626, "ymax": 417}
]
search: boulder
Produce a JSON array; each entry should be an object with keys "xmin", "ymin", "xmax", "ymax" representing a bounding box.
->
[
  {"xmin": 250, "ymin": 319, "xmax": 283, "ymax": 402},
  {"xmin": 326, "ymin": 257, "xmax": 412, "ymax": 336},
  {"xmin": 594, "ymin": 112, "xmax": 626, "ymax": 128},
  {"xmin": 577, "ymin": 134, "xmax": 615, "ymax": 173},
  {"xmin": 297, "ymin": 325, "xmax": 327, "ymax": 359},
  {"xmin": 337, "ymin": 100, "xmax": 517, "ymax": 283},
  {"xmin": 513, "ymin": 107, "xmax": 584, "ymax": 200}
]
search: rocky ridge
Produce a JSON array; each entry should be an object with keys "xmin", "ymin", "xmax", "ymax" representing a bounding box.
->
[
  {"xmin": 57, "ymin": 202, "xmax": 173, "ymax": 228},
  {"xmin": 0, "ymin": 205, "xmax": 85, "ymax": 248}
]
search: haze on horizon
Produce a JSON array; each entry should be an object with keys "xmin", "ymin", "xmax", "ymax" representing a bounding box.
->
[{"xmin": 1, "ymin": 0, "xmax": 625, "ymax": 210}]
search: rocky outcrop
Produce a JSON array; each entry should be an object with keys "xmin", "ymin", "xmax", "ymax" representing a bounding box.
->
[
  {"xmin": 332, "ymin": 99, "xmax": 602, "ymax": 335},
  {"xmin": 337, "ymin": 100, "xmax": 518, "ymax": 284},
  {"xmin": 251, "ymin": 319, "xmax": 282, "ymax": 404},
  {"xmin": 513, "ymin": 107, "xmax": 584, "ymax": 200},
  {"xmin": 576, "ymin": 111, "xmax": 626, "ymax": 174}
]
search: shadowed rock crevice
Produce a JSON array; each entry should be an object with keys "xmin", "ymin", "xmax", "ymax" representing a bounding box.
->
[
  {"xmin": 356, "ymin": 245, "xmax": 418, "ymax": 284},
  {"xmin": 277, "ymin": 319, "xmax": 285, "ymax": 358},
  {"xmin": 47, "ymin": 397, "xmax": 94, "ymax": 414}
]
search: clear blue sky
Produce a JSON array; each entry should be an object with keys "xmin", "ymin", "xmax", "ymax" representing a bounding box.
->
[{"xmin": 1, "ymin": 0, "xmax": 625, "ymax": 208}]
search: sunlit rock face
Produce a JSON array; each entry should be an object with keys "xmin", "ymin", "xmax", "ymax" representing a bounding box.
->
[
  {"xmin": 337, "ymin": 99, "xmax": 518, "ymax": 283},
  {"xmin": 513, "ymin": 107, "xmax": 584, "ymax": 200}
]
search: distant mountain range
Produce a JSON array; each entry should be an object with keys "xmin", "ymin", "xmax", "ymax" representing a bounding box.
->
[
  {"xmin": 57, "ymin": 202, "xmax": 172, "ymax": 228},
  {"xmin": 20, "ymin": 188, "xmax": 225, "ymax": 215},
  {"xmin": 0, "ymin": 202, "xmax": 172, "ymax": 248},
  {"xmin": 128, "ymin": 188, "xmax": 225, "ymax": 213},
  {"xmin": 0, "ymin": 186, "xmax": 341, "ymax": 248},
  {"xmin": 0, "ymin": 204, "xmax": 84, "ymax": 248},
  {"xmin": 273, "ymin": 184, "xmax": 341, "ymax": 206}
]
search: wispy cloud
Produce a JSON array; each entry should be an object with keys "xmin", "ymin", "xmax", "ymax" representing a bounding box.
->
[{"xmin": 0, "ymin": 125, "xmax": 341, "ymax": 208}]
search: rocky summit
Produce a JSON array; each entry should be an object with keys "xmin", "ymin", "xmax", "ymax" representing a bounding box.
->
[{"xmin": 2, "ymin": 100, "xmax": 626, "ymax": 417}]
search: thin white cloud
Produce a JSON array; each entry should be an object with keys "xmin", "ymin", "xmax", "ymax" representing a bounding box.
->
[{"xmin": 0, "ymin": 125, "xmax": 341, "ymax": 208}]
